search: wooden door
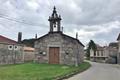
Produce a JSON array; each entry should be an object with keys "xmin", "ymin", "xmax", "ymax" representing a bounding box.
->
[{"xmin": 49, "ymin": 47, "xmax": 59, "ymax": 64}]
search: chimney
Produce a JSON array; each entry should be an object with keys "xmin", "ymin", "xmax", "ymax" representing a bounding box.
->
[
  {"xmin": 76, "ymin": 32, "xmax": 78, "ymax": 39},
  {"xmin": 18, "ymin": 32, "xmax": 22, "ymax": 43},
  {"xmin": 35, "ymin": 34, "xmax": 37, "ymax": 39}
]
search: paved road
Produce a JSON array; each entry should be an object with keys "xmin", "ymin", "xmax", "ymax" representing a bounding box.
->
[{"xmin": 65, "ymin": 62, "xmax": 120, "ymax": 80}]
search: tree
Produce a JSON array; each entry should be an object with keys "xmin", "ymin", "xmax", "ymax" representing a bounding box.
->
[
  {"xmin": 86, "ymin": 40, "xmax": 97, "ymax": 61},
  {"xmin": 21, "ymin": 38, "xmax": 37, "ymax": 47}
]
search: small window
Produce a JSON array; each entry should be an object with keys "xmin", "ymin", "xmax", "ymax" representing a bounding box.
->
[
  {"xmin": 94, "ymin": 53, "xmax": 96, "ymax": 56},
  {"xmin": 66, "ymin": 52, "xmax": 69, "ymax": 55},
  {"xmin": 101, "ymin": 51, "xmax": 104, "ymax": 56},
  {"xmin": 101, "ymin": 53, "xmax": 103, "ymax": 56},
  {"xmin": 8, "ymin": 45, "xmax": 13, "ymax": 50},
  {"xmin": 39, "ymin": 51, "xmax": 43, "ymax": 54},
  {"xmin": 97, "ymin": 53, "xmax": 99, "ymax": 56},
  {"xmin": 65, "ymin": 51, "xmax": 69, "ymax": 55},
  {"xmin": 39, "ymin": 51, "xmax": 46, "ymax": 56},
  {"xmin": 43, "ymin": 52, "xmax": 46, "ymax": 55},
  {"xmin": 14, "ymin": 46, "xmax": 18, "ymax": 50}
]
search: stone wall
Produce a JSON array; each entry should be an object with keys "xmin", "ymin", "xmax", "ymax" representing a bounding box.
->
[
  {"xmin": 117, "ymin": 41, "xmax": 120, "ymax": 64},
  {"xmin": 34, "ymin": 33, "xmax": 84, "ymax": 65},
  {"xmin": 0, "ymin": 43, "xmax": 23, "ymax": 65},
  {"xmin": 118, "ymin": 53, "xmax": 120, "ymax": 64},
  {"xmin": 24, "ymin": 51, "xmax": 35, "ymax": 62}
]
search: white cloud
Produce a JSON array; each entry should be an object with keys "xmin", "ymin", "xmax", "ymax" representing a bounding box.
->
[
  {"xmin": 0, "ymin": 0, "xmax": 120, "ymax": 46},
  {"xmin": 64, "ymin": 21, "xmax": 120, "ymax": 46},
  {"xmin": 27, "ymin": 1, "xmax": 39, "ymax": 10}
]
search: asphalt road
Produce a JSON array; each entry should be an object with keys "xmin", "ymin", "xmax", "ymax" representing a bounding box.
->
[{"xmin": 65, "ymin": 61, "xmax": 120, "ymax": 80}]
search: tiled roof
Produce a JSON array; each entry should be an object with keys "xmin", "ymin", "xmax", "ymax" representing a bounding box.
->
[
  {"xmin": 97, "ymin": 46, "xmax": 104, "ymax": 50},
  {"xmin": 23, "ymin": 47, "xmax": 35, "ymax": 52},
  {"xmin": 109, "ymin": 42, "xmax": 118, "ymax": 48},
  {"xmin": 0, "ymin": 35, "xmax": 17, "ymax": 44},
  {"xmin": 37, "ymin": 32, "xmax": 84, "ymax": 47},
  {"xmin": 61, "ymin": 33, "xmax": 84, "ymax": 47}
]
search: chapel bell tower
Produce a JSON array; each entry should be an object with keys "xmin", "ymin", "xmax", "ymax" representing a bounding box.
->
[{"xmin": 48, "ymin": 6, "xmax": 62, "ymax": 33}]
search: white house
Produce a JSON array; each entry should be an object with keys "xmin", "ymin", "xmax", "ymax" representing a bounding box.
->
[{"xmin": 90, "ymin": 44, "xmax": 118, "ymax": 63}]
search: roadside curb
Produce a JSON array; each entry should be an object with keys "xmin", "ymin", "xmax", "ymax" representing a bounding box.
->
[{"xmin": 55, "ymin": 63, "xmax": 91, "ymax": 80}]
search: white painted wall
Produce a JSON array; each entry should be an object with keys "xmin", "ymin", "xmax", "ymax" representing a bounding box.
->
[
  {"xmin": 90, "ymin": 47, "xmax": 109, "ymax": 58},
  {"xmin": 90, "ymin": 49, "xmax": 94, "ymax": 57}
]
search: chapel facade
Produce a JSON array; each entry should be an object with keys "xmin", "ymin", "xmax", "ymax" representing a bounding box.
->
[{"xmin": 34, "ymin": 7, "xmax": 84, "ymax": 65}]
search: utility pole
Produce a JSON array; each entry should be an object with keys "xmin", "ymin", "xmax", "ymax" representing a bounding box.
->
[{"xmin": 13, "ymin": 45, "xmax": 16, "ymax": 64}]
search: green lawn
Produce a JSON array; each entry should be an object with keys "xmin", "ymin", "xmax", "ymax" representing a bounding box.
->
[{"xmin": 0, "ymin": 62, "xmax": 90, "ymax": 80}]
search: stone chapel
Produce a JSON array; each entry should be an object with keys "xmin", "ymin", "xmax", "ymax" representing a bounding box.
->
[{"xmin": 34, "ymin": 7, "xmax": 84, "ymax": 65}]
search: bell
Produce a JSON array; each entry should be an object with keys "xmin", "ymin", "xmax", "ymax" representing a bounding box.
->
[{"xmin": 54, "ymin": 25, "xmax": 56, "ymax": 28}]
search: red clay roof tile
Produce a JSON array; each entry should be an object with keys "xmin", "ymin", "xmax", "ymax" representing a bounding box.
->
[{"xmin": 0, "ymin": 35, "xmax": 17, "ymax": 44}]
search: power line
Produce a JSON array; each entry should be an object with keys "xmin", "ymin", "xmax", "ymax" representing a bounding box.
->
[{"xmin": 0, "ymin": 14, "xmax": 41, "ymax": 26}]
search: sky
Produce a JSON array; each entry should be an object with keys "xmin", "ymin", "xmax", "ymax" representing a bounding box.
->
[{"xmin": 0, "ymin": 0, "xmax": 120, "ymax": 46}]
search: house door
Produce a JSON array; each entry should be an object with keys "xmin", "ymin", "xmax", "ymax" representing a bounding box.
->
[{"xmin": 49, "ymin": 47, "xmax": 59, "ymax": 64}]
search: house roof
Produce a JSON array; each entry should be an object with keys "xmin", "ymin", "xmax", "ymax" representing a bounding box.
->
[
  {"xmin": 108, "ymin": 46, "xmax": 118, "ymax": 51},
  {"xmin": 23, "ymin": 46, "xmax": 35, "ymax": 52},
  {"xmin": 97, "ymin": 46, "xmax": 104, "ymax": 50},
  {"xmin": 109, "ymin": 42, "xmax": 118, "ymax": 48},
  {"xmin": 117, "ymin": 33, "xmax": 120, "ymax": 40},
  {"xmin": 37, "ymin": 32, "xmax": 84, "ymax": 47},
  {"xmin": 0, "ymin": 35, "xmax": 17, "ymax": 44},
  {"xmin": 61, "ymin": 33, "xmax": 84, "ymax": 47}
]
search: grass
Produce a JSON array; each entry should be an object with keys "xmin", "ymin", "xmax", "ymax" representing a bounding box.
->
[{"xmin": 0, "ymin": 62, "xmax": 91, "ymax": 80}]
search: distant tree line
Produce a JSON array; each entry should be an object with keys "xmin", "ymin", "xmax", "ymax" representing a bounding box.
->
[{"xmin": 21, "ymin": 38, "xmax": 37, "ymax": 47}]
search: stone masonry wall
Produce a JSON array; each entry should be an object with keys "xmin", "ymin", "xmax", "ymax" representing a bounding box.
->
[
  {"xmin": 0, "ymin": 43, "xmax": 23, "ymax": 65},
  {"xmin": 34, "ymin": 33, "xmax": 84, "ymax": 65},
  {"xmin": 118, "ymin": 41, "xmax": 120, "ymax": 64}
]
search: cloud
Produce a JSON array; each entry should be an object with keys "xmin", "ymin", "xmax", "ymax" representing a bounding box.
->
[
  {"xmin": 55, "ymin": 0, "xmax": 120, "ymax": 25},
  {"xmin": 0, "ymin": 0, "xmax": 120, "ymax": 46},
  {"xmin": 64, "ymin": 21, "xmax": 120, "ymax": 46}
]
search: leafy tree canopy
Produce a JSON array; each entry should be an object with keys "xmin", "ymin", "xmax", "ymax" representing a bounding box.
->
[
  {"xmin": 21, "ymin": 38, "xmax": 37, "ymax": 47},
  {"xmin": 86, "ymin": 40, "xmax": 97, "ymax": 58}
]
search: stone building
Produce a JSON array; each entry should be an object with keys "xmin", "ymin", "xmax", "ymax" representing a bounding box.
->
[
  {"xmin": 34, "ymin": 7, "xmax": 84, "ymax": 65},
  {"xmin": 23, "ymin": 46, "xmax": 35, "ymax": 62},
  {"xmin": 0, "ymin": 35, "xmax": 23, "ymax": 64},
  {"xmin": 117, "ymin": 33, "xmax": 120, "ymax": 64}
]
